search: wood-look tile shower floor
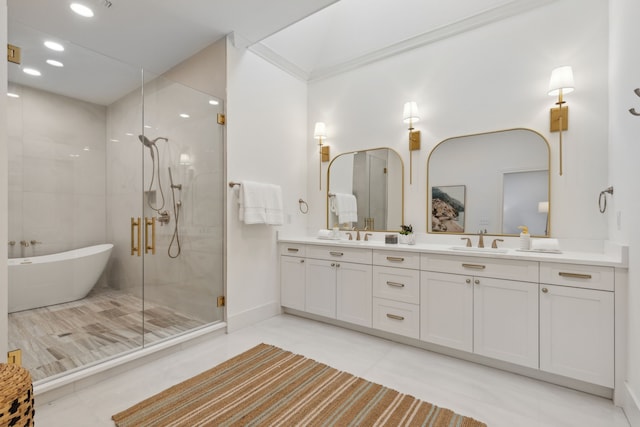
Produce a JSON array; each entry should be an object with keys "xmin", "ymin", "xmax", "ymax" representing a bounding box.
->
[{"xmin": 8, "ymin": 290, "xmax": 206, "ymax": 381}]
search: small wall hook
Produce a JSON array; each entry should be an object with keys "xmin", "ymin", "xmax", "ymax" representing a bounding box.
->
[{"xmin": 630, "ymin": 108, "xmax": 640, "ymax": 116}]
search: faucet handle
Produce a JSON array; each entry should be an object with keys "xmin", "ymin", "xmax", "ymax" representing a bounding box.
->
[
  {"xmin": 30, "ymin": 240, "xmax": 42, "ymax": 245},
  {"xmin": 460, "ymin": 237, "xmax": 472, "ymax": 247},
  {"xmin": 345, "ymin": 232, "xmax": 353, "ymax": 240},
  {"xmin": 491, "ymin": 238, "xmax": 504, "ymax": 249},
  {"xmin": 364, "ymin": 233, "xmax": 373, "ymax": 241}
]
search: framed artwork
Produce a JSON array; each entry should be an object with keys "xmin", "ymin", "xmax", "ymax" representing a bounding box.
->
[{"xmin": 431, "ymin": 185, "xmax": 466, "ymax": 233}]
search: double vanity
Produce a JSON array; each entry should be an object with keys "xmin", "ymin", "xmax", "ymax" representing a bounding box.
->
[{"xmin": 278, "ymin": 236, "xmax": 627, "ymax": 400}]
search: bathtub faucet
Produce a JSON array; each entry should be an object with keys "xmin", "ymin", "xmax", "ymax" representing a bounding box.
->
[
  {"xmin": 30, "ymin": 240, "xmax": 42, "ymax": 246},
  {"xmin": 20, "ymin": 240, "xmax": 29, "ymax": 247}
]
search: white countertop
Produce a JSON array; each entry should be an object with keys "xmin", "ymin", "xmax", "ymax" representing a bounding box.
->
[{"xmin": 278, "ymin": 235, "xmax": 628, "ymax": 268}]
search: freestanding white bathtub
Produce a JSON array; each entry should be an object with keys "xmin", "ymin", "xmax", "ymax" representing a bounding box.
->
[{"xmin": 8, "ymin": 243, "xmax": 113, "ymax": 313}]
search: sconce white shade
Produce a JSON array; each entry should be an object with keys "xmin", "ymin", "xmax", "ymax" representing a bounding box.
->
[
  {"xmin": 538, "ymin": 201, "xmax": 549, "ymax": 213},
  {"xmin": 548, "ymin": 66, "xmax": 575, "ymax": 96},
  {"xmin": 179, "ymin": 153, "xmax": 192, "ymax": 165},
  {"xmin": 313, "ymin": 122, "xmax": 327, "ymax": 139},
  {"xmin": 402, "ymin": 102, "xmax": 420, "ymax": 123}
]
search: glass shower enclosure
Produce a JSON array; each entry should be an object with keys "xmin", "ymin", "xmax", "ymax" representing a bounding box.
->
[{"xmin": 7, "ymin": 21, "xmax": 225, "ymax": 382}]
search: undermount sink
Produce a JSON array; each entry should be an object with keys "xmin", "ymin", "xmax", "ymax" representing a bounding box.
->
[{"xmin": 449, "ymin": 246, "xmax": 509, "ymax": 254}]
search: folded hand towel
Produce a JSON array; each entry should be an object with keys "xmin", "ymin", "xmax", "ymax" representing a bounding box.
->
[
  {"xmin": 265, "ymin": 183, "xmax": 284, "ymax": 226},
  {"xmin": 238, "ymin": 180, "xmax": 283, "ymax": 225},
  {"xmin": 531, "ymin": 238, "xmax": 560, "ymax": 251},
  {"xmin": 333, "ymin": 193, "xmax": 358, "ymax": 224},
  {"xmin": 239, "ymin": 181, "xmax": 267, "ymax": 224}
]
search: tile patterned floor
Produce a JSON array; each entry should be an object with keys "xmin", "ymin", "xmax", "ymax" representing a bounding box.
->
[
  {"xmin": 8, "ymin": 289, "xmax": 207, "ymax": 381},
  {"xmin": 33, "ymin": 314, "xmax": 631, "ymax": 427}
]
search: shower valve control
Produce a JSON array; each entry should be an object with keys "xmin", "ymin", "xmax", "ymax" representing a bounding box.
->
[
  {"xmin": 30, "ymin": 240, "xmax": 42, "ymax": 245},
  {"xmin": 157, "ymin": 211, "xmax": 170, "ymax": 225}
]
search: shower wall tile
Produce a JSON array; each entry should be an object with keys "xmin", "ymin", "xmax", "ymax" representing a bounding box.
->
[
  {"xmin": 73, "ymin": 194, "xmax": 107, "ymax": 248},
  {"xmin": 8, "ymin": 84, "xmax": 108, "ymax": 255},
  {"xmin": 22, "ymin": 156, "xmax": 74, "ymax": 194}
]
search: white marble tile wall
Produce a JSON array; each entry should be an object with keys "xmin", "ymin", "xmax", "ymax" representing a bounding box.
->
[{"xmin": 7, "ymin": 84, "xmax": 107, "ymax": 258}]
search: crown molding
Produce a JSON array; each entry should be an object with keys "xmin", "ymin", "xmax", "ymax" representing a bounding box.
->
[{"xmin": 247, "ymin": 0, "xmax": 556, "ymax": 83}]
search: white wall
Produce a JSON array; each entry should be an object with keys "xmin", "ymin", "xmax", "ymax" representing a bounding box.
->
[
  {"xmin": 307, "ymin": 0, "xmax": 610, "ymax": 241},
  {"xmin": 610, "ymin": 0, "xmax": 640, "ymax": 423},
  {"xmin": 1, "ymin": 0, "xmax": 8, "ymax": 359},
  {"xmin": 226, "ymin": 36, "xmax": 308, "ymax": 331}
]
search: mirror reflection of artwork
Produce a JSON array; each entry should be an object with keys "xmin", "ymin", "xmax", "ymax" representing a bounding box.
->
[
  {"xmin": 427, "ymin": 129, "xmax": 550, "ymax": 236},
  {"xmin": 432, "ymin": 186, "xmax": 465, "ymax": 233}
]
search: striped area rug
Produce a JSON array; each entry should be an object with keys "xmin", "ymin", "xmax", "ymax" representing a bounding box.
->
[{"xmin": 112, "ymin": 343, "xmax": 486, "ymax": 426}]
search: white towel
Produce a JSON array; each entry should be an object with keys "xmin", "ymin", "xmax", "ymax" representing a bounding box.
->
[
  {"xmin": 238, "ymin": 180, "xmax": 284, "ymax": 225},
  {"xmin": 265, "ymin": 183, "xmax": 284, "ymax": 225},
  {"xmin": 333, "ymin": 193, "xmax": 358, "ymax": 224}
]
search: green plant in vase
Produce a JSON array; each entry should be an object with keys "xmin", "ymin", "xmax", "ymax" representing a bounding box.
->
[{"xmin": 399, "ymin": 224, "xmax": 415, "ymax": 244}]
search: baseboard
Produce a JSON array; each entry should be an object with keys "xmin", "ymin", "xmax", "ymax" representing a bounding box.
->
[
  {"xmin": 623, "ymin": 382, "xmax": 640, "ymax": 427},
  {"xmin": 226, "ymin": 302, "xmax": 281, "ymax": 333}
]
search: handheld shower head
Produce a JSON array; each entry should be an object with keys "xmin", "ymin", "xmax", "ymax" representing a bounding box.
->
[
  {"xmin": 138, "ymin": 135, "xmax": 169, "ymax": 147},
  {"xmin": 138, "ymin": 134, "xmax": 154, "ymax": 147}
]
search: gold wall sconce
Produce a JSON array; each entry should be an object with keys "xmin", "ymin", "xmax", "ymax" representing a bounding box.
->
[
  {"xmin": 403, "ymin": 102, "xmax": 421, "ymax": 184},
  {"xmin": 314, "ymin": 122, "xmax": 329, "ymax": 190},
  {"xmin": 548, "ymin": 65, "xmax": 574, "ymax": 176}
]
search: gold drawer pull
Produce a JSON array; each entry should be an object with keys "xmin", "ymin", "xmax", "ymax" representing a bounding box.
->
[
  {"xmin": 287, "ymin": 248, "xmax": 299, "ymax": 253},
  {"xmin": 386, "ymin": 256, "xmax": 405, "ymax": 262},
  {"xmin": 329, "ymin": 251, "xmax": 344, "ymax": 256},
  {"xmin": 462, "ymin": 263, "xmax": 486, "ymax": 270},
  {"xmin": 559, "ymin": 272, "xmax": 592, "ymax": 279},
  {"xmin": 386, "ymin": 313, "xmax": 405, "ymax": 321},
  {"xmin": 386, "ymin": 281, "xmax": 405, "ymax": 288}
]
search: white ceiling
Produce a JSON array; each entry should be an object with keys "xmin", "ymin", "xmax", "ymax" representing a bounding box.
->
[{"xmin": 6, "ymin": 0, "xmax": 555, "ymax": 104}]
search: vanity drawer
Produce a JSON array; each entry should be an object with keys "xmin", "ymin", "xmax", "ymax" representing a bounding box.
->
[
  {"xmin": 421, "ymin": 254, "xmax": 538, "ymax": 283},
  {"xmin": 373, "ymin": 250, "xmax": 420, "ymax": 269},
  {"xmin": 540, "ymin": 262, "xmax": 614, "ymax": 291},
  {"xmin": 372, "ymin": 297, "xmax": 420, "ymax": 339},
  {"xmin": 373, "ymin": 266, "xmax": 420, "ymax": 304},
  {"xmin": 279, "ymin": 243, "xmax": 306, "ymax": 257},
  {"xmin": 306, "ymin": 245, "xmax": 372, "ymax": 264}
]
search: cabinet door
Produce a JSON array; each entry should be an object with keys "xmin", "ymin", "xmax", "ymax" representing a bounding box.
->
[
  {"xmin": 305, "ymin": 258, "xmax": 337, "ymax": 318},
  {"xmin": 336, "ymin": 262, "xmax": 372, "ymax": 327},
  {"xmin": 474, "ymin": 277, "xmax": 538, "ymax": 368},
  {"xmin": 420, "ymin": 272, "xmax": 473, "ymax": 352},
  {"xmin": 540, "ymin": 284, "xmax": 614, "ymax": 387},
  {"xmin": 280, "ymin": 256, "xmax": 306, "ymax": 310}
]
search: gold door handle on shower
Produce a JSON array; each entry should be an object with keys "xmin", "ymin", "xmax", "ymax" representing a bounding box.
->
[
  {"xmin": 131, "ymin": 217, "xmax": 141, "ymax": 256},
  {"xmin": 145, "ymin": 217, "xmax": 156, "ymax": 255}
]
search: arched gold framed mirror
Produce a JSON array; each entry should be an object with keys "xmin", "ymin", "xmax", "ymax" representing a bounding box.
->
[
  {"xmin": 327, "ymin": 148, "xmax": 404, "ymax": 231},
  {"xmin": 427, "ymin": 128, "xmax": 551, "ymax": 237}
]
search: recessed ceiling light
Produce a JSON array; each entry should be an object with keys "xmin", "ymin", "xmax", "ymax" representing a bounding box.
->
[
  {"xmin": 144, "ymin": 125, "xmax": 152, "ymax": 129},
  {"xmin": 70, "ymin": 3, "xmax": 94, "ymax": 17},
  {"xmin": 110, "ymin": 139, "xmax": 119, "ymax": 143},
  {"xmin": 46, "ymin": 59, "xmax": 64, "ymax": 67},
  {"xmin": 179, "ymin": 113, "xmax": 190, "ymax": 118},
  {"xmin": 44, "ymin": 41, "xmax": 65, "ymax": 52},
  {"xmin": 209, "ymin": 99, "xmax": 219, "ymax": 106},
  {"xmin": 23, "ymin": 68, "xmax": 41, "ymax": 76},
  {"xmin": 7, "ymin": 92, "xmax": 20, "ymax": 98},
  {"xmin": 125, "ymin": 132, "xmax": 134, "ymax": 136}
]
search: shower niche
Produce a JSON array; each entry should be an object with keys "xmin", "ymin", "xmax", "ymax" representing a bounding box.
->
[{"xmin": 7, "ymin": 20, "xmax": 225, "ymax": 382}]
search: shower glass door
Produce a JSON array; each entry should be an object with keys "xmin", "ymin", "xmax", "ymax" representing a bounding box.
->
[{"xmin": 139, "ymin": 71, "xmax": 225, "ymax": 345}]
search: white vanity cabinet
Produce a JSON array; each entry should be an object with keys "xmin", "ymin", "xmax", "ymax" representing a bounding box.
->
[
  {"xmin": 372, "ymin": 250, "xmax": 420, "ymax": 339},
  {"xmin": 420, "ymin": 254, "xmax": 539, "ymax": 368},
  {"xmin": 539, "ymin": 263, "xmax": 615, "ymax": 387},
  {"xmin": 280, "ymin": 244, "xmax": 306, "ymax": 311},
  {"xmin": 305, "ymin": 246, "xmax": 373, "ymax": 326}
]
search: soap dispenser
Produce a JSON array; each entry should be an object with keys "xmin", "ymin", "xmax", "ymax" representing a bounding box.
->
[{"xmin": 518, "ymin": 226, "xmax": 530, "ymax": 250}]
